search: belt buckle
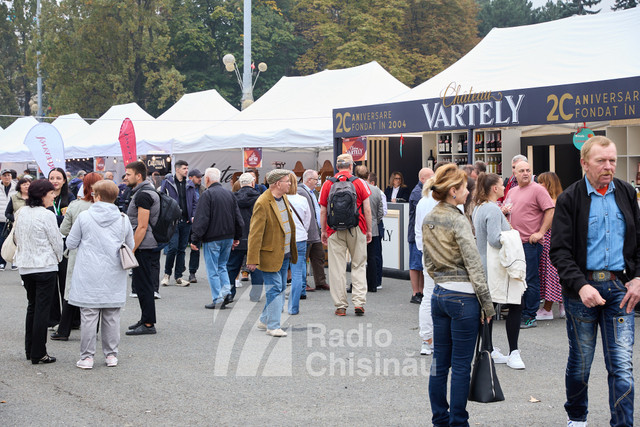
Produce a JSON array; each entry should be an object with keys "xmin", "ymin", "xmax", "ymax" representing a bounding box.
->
[{"xmin": 596, "ymin": 271, "xmax": 606, "ymax": 281}]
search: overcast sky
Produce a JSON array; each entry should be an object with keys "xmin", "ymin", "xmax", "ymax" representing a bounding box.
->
[{"xmin": 529, "ymin": 0, "xmax": 617, "ymax": 13}]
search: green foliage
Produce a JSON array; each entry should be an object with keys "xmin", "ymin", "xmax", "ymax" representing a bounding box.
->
[
  {"xmin": 612, "ymin": 0, "xmax": 638, "ymax": 10},
  {"xmin": 476, "ymin": 0, "xmax": 536, "ymax": 37}
]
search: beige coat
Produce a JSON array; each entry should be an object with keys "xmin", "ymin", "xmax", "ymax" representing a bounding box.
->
[{"xmin": 247, "ymin": 190, "xmax": 297, "ymax": 272}]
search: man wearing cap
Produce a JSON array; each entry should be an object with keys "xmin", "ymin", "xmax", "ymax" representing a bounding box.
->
[
  {"xmin": 247, "ymin": 169, "xmax": 298, "ymax": 337},
  {"xmin": 187, "ymin": 168, "xmax": 205, "ymax": 282},
  {"xmin": 160, "ymin": 160, "xmax": 198, "ymax": 287},
  {"xmin": 319, "ymin": 153, "xmax": 372, "ymax": 316},
  {"xmin": 191, "ymin": 167, "xmax": 243, "ymax": 309},
  {"xmin": 0, "ymin": 169, "xmax": 17, "ymax": 270},
  {"xmin": 551, "ymin": 136, "xmax": 640, "ymax": 427}
]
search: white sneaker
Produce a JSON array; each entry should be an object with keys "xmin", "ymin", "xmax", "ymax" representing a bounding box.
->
[
  {"xmin": 175, "ymin": 278, "xmax": 190, "ymax": 287},
  {"xmin": 567, "ymin": 420, "xmax": 587, "ymax": 427},
  {"xmin": 161, "ymin": 274, "xmax": 170, "ymax": 286},
  {"xmin": 420, "ymin": 341, "xmax": 433, "ymax": 355},
  {"xmin": 256, "ymin": 321, "xmax": 267, "ymax": 330},
  {"xmin": 507, "ymin": 349, "xmax": 525, "ymax": 369},
  {"xmin": 129, "ymin": 292, "xmax": 138, "ymax": 298},
  {"xmin": 76, "ymin": 357, "xmax": 94, "ymax": 369},
  {"xmin": 559, "ymin": 303, "xmax": 566, "ymax": 319},
  {"xmin": 154, "ymin": 292, "xmax": 161, "ymax": 299},
  {"xmin": 235, "ymin": 279, "xmax": 243, "ymax": 288},
  {"xmin": 491, "ymin": 348, "xmax": 509, "ymax": 364},
  {"xmin": 536, "ymin": 308, "xmax": 554, "ymax": 320},
  {"xmin": 266, "ymin": 328, "xmax": 287, "ymax": 337},
  {"xmin": 376, "ymin": 284, "xmax": 382, "ymax": 290},
  {"xmin": 105, "ymin": 355, "xmax": 118, "ymax": 367}
]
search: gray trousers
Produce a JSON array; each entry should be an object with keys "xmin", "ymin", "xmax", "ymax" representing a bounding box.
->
[{"xmin": 80, "ymin": 307, "xmax": 121, "ymax": 360}]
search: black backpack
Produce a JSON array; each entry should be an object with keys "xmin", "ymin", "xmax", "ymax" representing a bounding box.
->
[
  {"xmin": 327, "ymin": 175, "xmax": 359, "ymax": 230},
  {"xmin": 142, "ymin": 188, "xmax": 182, "ymax": 244}
]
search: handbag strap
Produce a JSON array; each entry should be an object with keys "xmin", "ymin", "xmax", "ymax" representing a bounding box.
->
[
  {"xmin": 290, "ymin": 202, "xmax": 304, "ymax": 225},
  {"xmin": 120, "ymin": 213, "xmax": 127, "ymax": 246}
]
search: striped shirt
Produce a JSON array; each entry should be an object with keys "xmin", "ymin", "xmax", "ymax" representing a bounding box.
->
[{"xmin": 275, "ymin": 197, "xmax": 291, "ymax": 255}]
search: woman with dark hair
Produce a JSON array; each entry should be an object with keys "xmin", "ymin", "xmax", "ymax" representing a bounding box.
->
[
  {"xmin": 384, "ymin": 171, "xmax": 410, "ymax": 202},
  {"xmin": 422, "ymin": 164, "xmax": 495, "ymax": 426},
  {"xmin": 47, "ymin": 167, "xmax": 75, "ymax": 328},
  {"xmin": 51, "ymin": 173, "xmax": 103, "ymax": 340},
  {"xmin": 472, "ymin": 172, "xmax": 525, "ymax": 370},
  {"xmin": 5, "ymin": 177, "xmax": 31, "ymax": 222},
  {"xmin": 14, "ymin": 179, "xmax": 64, "ymax": 364}
]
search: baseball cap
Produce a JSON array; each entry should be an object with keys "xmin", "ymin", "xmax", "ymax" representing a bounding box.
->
[
  {"xmin": 1, "ymin": 169, "xmax": 11, "ymax": 176},
  {"xmin": 188, "ymin": 169, "xmax": 203, "ymax": 178}
]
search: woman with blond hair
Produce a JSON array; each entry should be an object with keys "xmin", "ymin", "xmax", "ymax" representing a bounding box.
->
[
  {"xmin": 384, "ymin": 171, "xmax": 410, "ymax": 202},
  {"xmin": 536, "ymin": 171, "xmax": 564, "ymax": 320},
  {"xmin": 286, "ymin": 173, "xmax": 311, "ymax": 315},
  {"xmin": 422, "ymin": 163, "xmax": 495, "ymax": 426}
]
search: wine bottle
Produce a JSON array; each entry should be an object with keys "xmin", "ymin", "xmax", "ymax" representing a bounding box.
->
[{"xmin": 427, "ymin": 150, "xmax": 435, "ymax": 170}]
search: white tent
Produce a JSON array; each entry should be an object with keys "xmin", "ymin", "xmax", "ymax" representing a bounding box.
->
[
  {"xmin": 172, "ymin": 61, "xmax": 410, "ymax": 153},
  {"xmin": 135, "ymin": 89, "xmax": 239, "ymax": 152},
  {"xmin": 51, "ymin": 113, "xmax": 90, "ymax": 144},
  {"xmin": 64, "ymin": 103, "xmax": 155, "ymax": 159},
  {"xmin": 393, "ymin": 7, "xmax": 640, "ymax": 102},
  {"xmin": 0, "ymin": 117, "xmax": 40, "ymax": 162}
]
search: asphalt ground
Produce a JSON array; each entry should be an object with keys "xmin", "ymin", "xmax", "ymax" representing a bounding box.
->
[{"xmin": 0, "ymin": 251, "xmax": 638, "ymax": 426}]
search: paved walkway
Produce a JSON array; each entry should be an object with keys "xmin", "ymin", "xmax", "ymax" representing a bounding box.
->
[{"xmin": 0, "ymin": 254, "xmax": 638, "ymax": 425}]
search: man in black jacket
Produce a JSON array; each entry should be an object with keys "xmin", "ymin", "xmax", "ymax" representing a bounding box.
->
[
  {"xmin": 190, "ymin": 168, "xmax": 243, "ymax": 309},
  {"xmin": 550, "ymin": 136, "xmax": 640, "ymax": 427}
]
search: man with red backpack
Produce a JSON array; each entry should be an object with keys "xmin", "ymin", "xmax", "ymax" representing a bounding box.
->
[{"xmin": 319, "ymin": 153, "xmax": 372, "ymax": 316}]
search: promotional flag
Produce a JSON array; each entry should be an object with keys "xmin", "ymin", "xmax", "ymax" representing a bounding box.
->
[
  {"xmin": 399, "ymin": 134, "xmax": 405, "ymax": 158},
  {"xmin": 342, "ymin": 136, "xmax": 367, "ymax": 161},
  {"xmin": 119, "ymin": 118, "xmax": 137, "ymax": 165},
  {"xmin": 23, "ymin": 123, "xmax": 65, "ymax": 174},
  {"xmin": 244, "ymin": 148, "xmax": 263, "ymax": 168}
]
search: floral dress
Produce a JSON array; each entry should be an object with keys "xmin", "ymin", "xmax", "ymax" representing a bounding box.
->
[{"xmin": 539, "ymin": 228, "xmax": 562, "ymax": 302}]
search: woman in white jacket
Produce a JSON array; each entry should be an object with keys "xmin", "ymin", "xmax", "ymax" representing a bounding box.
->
[
  {"xmin": 15, "ymin": 179, "xmax": 64, "ymax": 364},
  {"xmin": 286, "ymin": 173, "xmax": 311, "ymax": 315},
  {"xmin": 66, "ymin": 180, "xmax": 134, "ymax": 369},
  {"xmin": 472, "ymin": 173, "xmax": 525, "ymax": 370}
]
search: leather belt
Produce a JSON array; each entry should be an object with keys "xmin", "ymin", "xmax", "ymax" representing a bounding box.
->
[{"xmin": 587, "ymin": 271, "xmax": 617, "ymax": 282}]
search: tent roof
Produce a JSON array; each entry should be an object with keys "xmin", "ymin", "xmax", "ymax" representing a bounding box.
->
[
  {"xmin": 0, "ymin": 117, "xmax": 40, "ymax": 162},
  {"xmin": 394, "ymin": 7, "xmax": 640, "ymax": 102},
  {"xmin": 135, "ymin": 89, "xmax": 239, "ymax": 150},
  {"xmin": 173, "ymin": 61, "xmax": 409, "ymax": 152},
  {"xmin": 51, "ymin": 113, "xmax": 90, "ymax": 142},
  {"xmin": 65, "ymin": 103, "xmax": 155, "ymax": 158}
]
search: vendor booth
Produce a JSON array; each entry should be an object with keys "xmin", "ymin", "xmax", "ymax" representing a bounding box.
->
[{"xmin": 332, "ymin": 8, "xmax": 640, "ymax": 274}]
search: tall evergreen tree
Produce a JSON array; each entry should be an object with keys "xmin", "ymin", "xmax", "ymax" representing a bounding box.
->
[
  {"xmin": 612, "ymin": 0, "xmax": 638, "ymax": 10},
  {"xmin": 476, "ymin": 0, "xmax": 536, "ymax": 38}
]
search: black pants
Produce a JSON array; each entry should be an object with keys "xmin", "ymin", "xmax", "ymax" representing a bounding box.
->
[
  {"xmin": 23, "ymin": 271, "xmax": 57, "ymax": 360},
  {"xmin": 375, "ymin": 223, "xmax": 384, "ymax": 285},
  {"xmin": 189, "ymin": 244, "xmax": 200, "ymax": 274},
  {"xmin": 49, "ymin": 257, "xmax": 68, "ymax": 326},
  {"xmin": 366, "ymin": 239, "xmax": 378, "ymax": 292},
  {"xmin": 56, "ymin": 300, "xmax": 80, "ymax": 336},
  {"xmin": 489, "ymin": 302, "xmax": 523, "ymax": 354},
  {"xmin": 132, "ymin": 249, "xmax": 160, "ymax": 325}
]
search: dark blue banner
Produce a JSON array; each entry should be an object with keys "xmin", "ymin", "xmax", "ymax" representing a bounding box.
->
[{"xmin": 333, "ymin": 76, "xmax": 640, "ymax": 138}]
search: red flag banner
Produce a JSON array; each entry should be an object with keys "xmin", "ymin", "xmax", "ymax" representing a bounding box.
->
[
  {"xmin": 342, "ymin": 136, "xmax": 367, "ymax": 161},
  {"xmin": 118, "ymin": 118, "xmax": 137, "ymax": 165}
]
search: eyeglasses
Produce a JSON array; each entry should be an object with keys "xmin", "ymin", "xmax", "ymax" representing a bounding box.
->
[{"xmin": 394, "ymin": 177, "xmax": 401, "ymax": 180}]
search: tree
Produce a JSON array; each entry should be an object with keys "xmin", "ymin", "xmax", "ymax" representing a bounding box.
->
[
  {"xmin": 559, "ymin": 0, "xmax": 601, "ymax": 15},
  {"xmin": 39, "ymin": 0, "xmax": 184, "ymax": 118},
  {"xmin": 476, "ymin": 0, "xmax": 536, "ymax": 38},
  {"xmin": 0, "ymin": 2, "xmax": 22, "ymax": 128},
  {"xmin": 612, "ymin": 0, "xmax": 638, "ymax": 10}
]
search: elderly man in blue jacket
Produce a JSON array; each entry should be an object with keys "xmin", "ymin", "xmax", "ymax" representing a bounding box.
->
[{"xmin": 160, "ymin": 160, "xmax": 198, "ymax": 287}]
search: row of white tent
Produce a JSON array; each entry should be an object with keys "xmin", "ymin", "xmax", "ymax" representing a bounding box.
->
[{"xmin": 1, "ymin": 7, "xmax": 639, "ymax": 164}]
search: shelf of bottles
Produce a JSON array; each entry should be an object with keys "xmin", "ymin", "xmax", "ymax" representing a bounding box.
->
[
  {"xmin": 473, "ymin": 130, "xmax": 503, "ymax": 175},
  {"xmin": 436, "ymin": 132, "xmax": 470, "ymax": 167}
]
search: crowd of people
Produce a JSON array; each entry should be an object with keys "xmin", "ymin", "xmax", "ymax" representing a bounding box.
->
[{"xmin": 5, "ymin": 135, "xmax": 640, "ymax": 426}]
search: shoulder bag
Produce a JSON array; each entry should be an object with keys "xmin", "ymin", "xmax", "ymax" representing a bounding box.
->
[
  {"xmin": 119, "ymin": 214, "xmax": 138, "ymax": 269},
  {"xmin": 1, "ymin": 222, "xmax": 17, "ymax": 262},
  {"xmin": 468, "ymin": 322, "xmax": 505, "ymax": 403}
]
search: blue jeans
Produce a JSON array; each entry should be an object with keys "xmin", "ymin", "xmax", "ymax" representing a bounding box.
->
[
  {"xmin": 429, "ymin": 285, "xmax": 480, "ymax": 427},
  {"xmin": 226, "ymin": 248, "xmax": 263, "ymax": 298},
  {"xmin": 288, "ymin": 241, "xmax": 307, "ymax": 315},
  {"xmin": 522, "ymin": 242, "xmax": 543, "ymax": 320},
  {"xmin": 563, "ymin": 279, "xmax": 635, "ymax": 426},
  {"xmin": 164, "ymin": 222, "xmax": 191, "ymax": 279},
  {"xmin": 203, "ymin": 239, "xmax": 233, "ymax": 303},
  {"xmin": 260, "ymin": 257, "xmax": 290, "ymax": 330}
]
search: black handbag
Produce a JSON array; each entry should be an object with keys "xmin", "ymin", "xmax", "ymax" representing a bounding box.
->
[
  {"xmin": 468, "ymin": 322, "xmax": 505, "ymax": 403},
  {"xmin": 1, "ymin": 221, "xmax": 12, "ymax": 239}
]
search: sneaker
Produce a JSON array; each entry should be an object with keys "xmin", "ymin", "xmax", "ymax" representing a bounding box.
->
[
  {"xmin": 188, "ymin": 273, "xmax": 197, "ymax": 283},
  {"xmin": 235, "ymin": 278, "xmax": 243, "ymax": 289},
  {"xmin": 161, "ymin": 274, "xmax": 170, "ymax": 286},
  {"xmin": 126, "ymin": 324, "xmax": 156, "ymax": 335},
  {"xmin": 354, "ymin": 306, "xmax": 365, "ymax": 316},
  {"xmin": 536, "ymin": 308, "xmax": 554, "ymax": 320},
  {"xmin": 256, "ymin": 321, "xmax": 267, "ymax": 330},
  {"xmin": 175, "ymin": 278, "xmax": 190, "ymax": 287},
  {"xmin": 376, "ymin": 284, "xmax": 382, "ymax": 290},
  {"xmin": 507, "ymin": 349, "xmax": 525, "ymax": 369},
  {"xmin": 520, "ymin": 318, "xmax": 537, "ymax": 329},
  {"xmin": 0, "ymin": 264, "xmax": 5, "ymax": 271},
  {"xmin": 266, "ymin": 328, "xmax": 287, "ymax": 337},
  {"xmin": 335, "ymin": 308, "xmax": 346, "ymax": 316},
  {"xmin": 241, "ymin": 271, "xmax": 249, "ymax": 281},
  {"xmin": 559, "ymin": 303, "xmax": 566, "ymax": 319},
  {"xmin": 105, "ymin": 355, "xmax": 118, "ymax": 367},
  {"xmin": 420, "ymin": 341, "xmax": 433, "ymax": 355},
  {"xmin": 154, "ymin": 292, "xmax": 161, "ymax": 299},
  {"xmin": 128, "ymin": 320, "xmax": 142, "ymax": 330},
  {"xmin": 129, "ymin": 292, "xmax": 138, "ymax": 298},
  {"xmin": 491, "ymin": 348, "xmax": 509, "ymax": 364},
  {"xmin": 76, "ymin": 357, "xmax": 94, "ymax": 369},
  {"xmin": 11, "ymin": 265, "xmax": 18, "ymax": 271},
  {"xmin": 567, "ymin": 420, "xmax": 587, "ymax": 427}
]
